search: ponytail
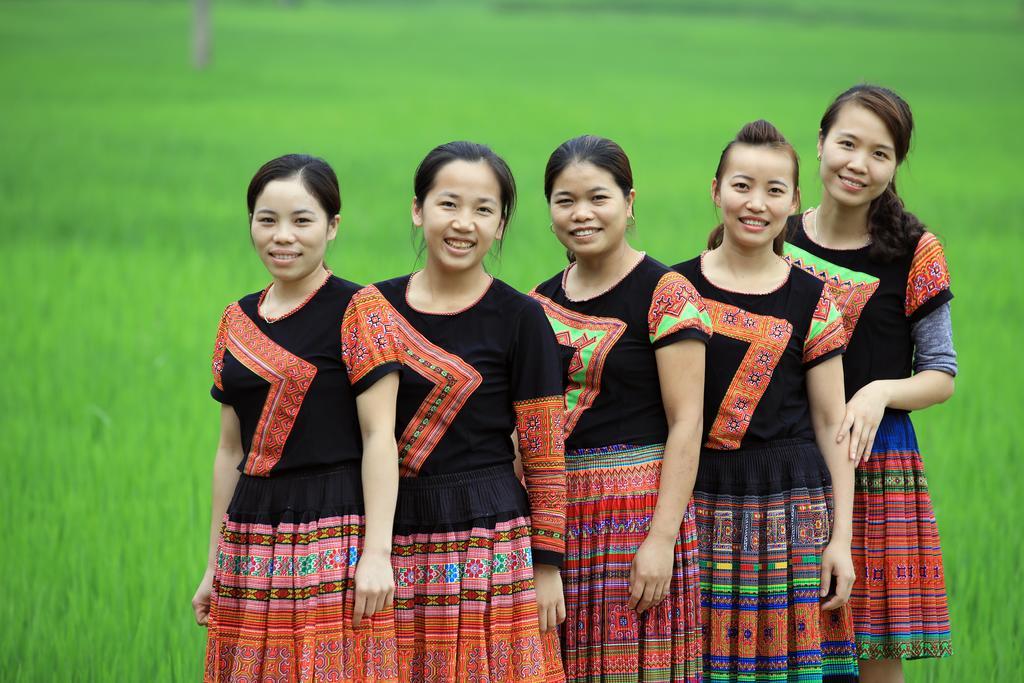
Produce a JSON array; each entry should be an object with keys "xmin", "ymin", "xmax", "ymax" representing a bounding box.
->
[{"xmin": 866, "ymin": 180, "xmax": 926, "ymax": 261}]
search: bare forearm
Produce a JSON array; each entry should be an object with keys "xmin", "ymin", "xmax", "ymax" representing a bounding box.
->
[
  {"xmin": 807, "ymin": 357, "xmax": 854, "ymax": 543},
  {"xmin": 815, "ymin": 420, "xmax": 855, "ymax": 543},
  {"xmin": 206, "ymin": 449, "xmax": 242, "ymax": 571},
  {"xmin": 648, "ymin": 418, "xmax": 701, "ymax": 542},
  {"xmin": 650, "ymin": 340, "xmax": 705, "ymax": 543},
  {"xmin": 874, "ymin": 371, "xmax": 954, "ymax": 412},
  {"xmin": 360, "ymin": 431, "xmax": 399, "ymax": 555}
]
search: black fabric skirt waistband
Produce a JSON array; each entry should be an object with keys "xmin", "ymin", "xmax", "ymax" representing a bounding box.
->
[
  {"xmin": 227, "ymin": 463, "xmax": 363, "ymax": 522},
  {"xmin": 696, "ymin": 438, "xmax": 832, "ymax": 497},
  {"xmin": 394, "ymin": 464, "xmax": 530, "ymax": 529}
]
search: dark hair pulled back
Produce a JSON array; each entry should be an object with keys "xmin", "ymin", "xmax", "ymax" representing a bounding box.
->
[
  {"xmin": 544, "ymin": 135, "xmax": 634, "ymax": 263},
  {"xmin": 818, "ymin": 84, "xmax": 924, "ymax": 262},
  {"xmin": 544, "ymin": 135, "xmax": 633, "ymax": 203},
  {"xmin": 247, "ymin": 154, "xmax": 341, "ymax": 219},
  {"xmin": 708, "ymin": 120, "xmax": 800, "ymax": 256},
  {"xmin": 413, "ymin": 141, "xmax": 517, "ymax": 227}
]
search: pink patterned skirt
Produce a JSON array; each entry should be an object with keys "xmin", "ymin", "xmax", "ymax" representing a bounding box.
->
[
  {"xmin": 391, "ymin": 464, "xmax": 564, "ymax": 682},
  {"xmin": 205, "ymin": 464, "xmax": 397, "ymax": 682}
]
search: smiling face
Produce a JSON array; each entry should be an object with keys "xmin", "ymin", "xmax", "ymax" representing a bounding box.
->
[
  {"xmin": 412, "ymin": 159, "xmax": 505, "ymax": 274},
  {"xmin": 548, "ymin": 161, "xmax": 635, "ymax": 259},
  {"xmin": 712, "ymin": 144, "xmax": 799, "ymax": 252},
  {"xmin": 250, "ymin": 176, "xmax": 338, "ymax": 282},
  {"xmin": 818, "ymin": 102, "xmax": 898, "ymax": 209}
]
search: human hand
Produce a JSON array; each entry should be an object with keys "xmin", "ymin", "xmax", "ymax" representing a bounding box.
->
[
  {"xmin": 819, "ymin": 540, "xmax": 856, "ymax": 611},
  {"xmin": 836, "ymin": 381, "xmax": 890, "ymax": 465},
  {"xmin": 353, "ymin": 549, "xmax": 395, "ymax": 627},
  {"xmin": 628, "ymin": 534, "xmax": 675, "ymax": 614},
  {"xmin": 192, "ymin": 568, "xmax": 215, "ymax": 626},
  {"xmin": 534, "ymin": 564, "xmax": 566, "ymax": 633}
]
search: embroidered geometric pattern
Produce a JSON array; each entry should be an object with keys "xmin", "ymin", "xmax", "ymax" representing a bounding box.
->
[
  {"xmin": 528, "ymin": 292, "xmax": 626, "ymax": 436},
  {"xmin": 206, "ymin": 513, "xmax": 398, "ymax": 682},
  {"xmin": 694, "ymin": 482, "xmax": 858, "ymax": 681},
  {"xmin": 562, "ymin": 443, "xmax": 702, "ymax": 683},
  {"xmin": 393, "ymin": 333, "xmax": 481, "ymax": 476},
  {"xmin": 213, "ymin": 303, "xmax": 317, "ymax": 476},
  {"xmin": 784, "ymin": 242, "xmax": 880, "ymax": 341},
  {"xmin": 647, "ymin": 271, "xmax": 713, "ymax": 345},
  {"xmin": 342, "ymin": 286, "xmax": 483, "ymax": 476},
  {"xmin": 341, "ymin": 286, "xmax": 403, "ymax": 387},
  {"xmin": 905, "ymin": 232, "xmax": 952, "ymax": 318},
  {"xmin": 804, "ymin": 289, "xmax": 847, "ymax": 364},
  {"xmin": 704, "ymin": 300, "xmax": 793, "ymax": 450},
  {"xmin": 217, "ymin": 545, "xmax": 359, "ymax": 579},
  {"xmin": 221, "ymin": 523, "xmax": 363, "ymax": 548},
  {"xmin": 391, "ymin": 517, "xmax": 564, "ymax": 682},
  {"xmin": 514, "ymin": 396, "xmax": 567, "ymax": 558}
]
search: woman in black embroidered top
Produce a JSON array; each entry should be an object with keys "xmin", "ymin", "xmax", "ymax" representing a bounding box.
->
[
  {"xmin": 673, "ymin": 121, "xmax": 859, "ymax": 682},
  {"xmin": 191, "ymin": 155, "xmax": 400, "ymax": 682},
  {"xmin": 531, "ymin": 135, "xmax": 709, "ymax": 682},
  {"xmin": 784, "ymin": 85, "xmax": 956, "ymax": 679},
  {"xmin": 341, "ymin": 141, "xmax": 567, "ymax": 682}
]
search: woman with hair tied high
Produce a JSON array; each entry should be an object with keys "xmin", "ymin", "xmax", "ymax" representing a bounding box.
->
[
  {"xmin": 340, "ymin": 141, "xmax": 567, "ymax": 682},
  {"xmin": 193, "ymin": 154, "xmax": 400, "ymax": 681},
  {"xmin": 673, "ymin": 121, "xmax": 860, "ymax": 682},
  {"xmin": 784, "ymin": 85, "xmax": 956, "ymax": 682},
  {"xmin": 531, "ymin": 135, "xmax": 709, "ymax": 683}
]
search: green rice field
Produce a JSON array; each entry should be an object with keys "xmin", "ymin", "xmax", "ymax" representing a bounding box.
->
[{"xmin": 2, "ymin": 0, "xmax": 1021, "ymax": 679}]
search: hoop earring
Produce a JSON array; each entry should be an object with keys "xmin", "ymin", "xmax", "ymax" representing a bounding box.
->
[{"xmin": 626, "ymin": 215, "xmax": 636, "ymax": 231}]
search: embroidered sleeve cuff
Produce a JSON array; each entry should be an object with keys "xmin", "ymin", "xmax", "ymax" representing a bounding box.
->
[
  {"xmin": 651, "ymin": 325, "xmax": 711, "ymax": 350},
  {"xmin": 341, "ymin": 286, "xmax": 405, "ymax": 393},
  {"xmin": 803, "ymin": 345, "xmax": 845, "ymax": 370},
  {"xmin": 350, "ymin": 362, "xmax": 403, "ymax": 395},
  {"xmin": 648, "ymin": 272, "xmax": 713, "ymax": 346},
  {"xmin": 907, "ymin": 289, "xmax": 953, "ymax": 324}
]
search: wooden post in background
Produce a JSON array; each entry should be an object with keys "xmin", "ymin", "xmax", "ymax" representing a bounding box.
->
[{"xmin": 193, "ymin": 0, "xmax": 211, "ymax": 69}]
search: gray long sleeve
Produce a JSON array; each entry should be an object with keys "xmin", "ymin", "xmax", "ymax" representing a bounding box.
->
[{"xmin": 911, "ymin": 301, "xmax": 957, "ymax": 376}]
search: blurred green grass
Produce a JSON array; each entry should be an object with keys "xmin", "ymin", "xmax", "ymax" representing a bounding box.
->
[{"xmin": 2, "ymin": 0, "xmax": 1021, "ymax": 680}]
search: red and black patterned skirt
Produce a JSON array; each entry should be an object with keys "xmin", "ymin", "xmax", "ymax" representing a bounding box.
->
[
  {"xmin": 391, "ymin": 463, "xmax": 564, "ymax": 682},
  {"xmin": 561, "ymin": 443, "xmax": 703, "ymax": 683},
  {"xmin": 851, "ymin": 411, "xmax": 952, "ymax": 660},
  {"xmin": 205, "ymin": 463, "xmax": 398, "ymax": 682}
]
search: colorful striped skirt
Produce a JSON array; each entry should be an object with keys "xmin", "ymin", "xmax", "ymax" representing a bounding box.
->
[
  {"xmin": 851, "ymin": 411, "xmax": 952, "ymax": 660},
  {"xmin": 561, "ymin": 443, "xmax": 702, "ymax": 683},
  {"xmin": 206, "ymin": 463, "xmax": 398, "ymax": 682},
  {"xmin": 391, "ymin": 463, "xmax": 564, "ymax": 682},
  {"xmin": 693, "ymin": 439, "xmax": 859, "ymax": 682}
]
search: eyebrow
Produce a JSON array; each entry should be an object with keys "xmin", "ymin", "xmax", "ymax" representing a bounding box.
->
[
  {"xmin": 730, "ymin": 173, "xmax": 789, "ymax": 188},
  {"xmin": 254, "ymin": 207, "xmax": 317, "ymax": 214},
  {"xmin": 553, "ymin": 186, "xmax": 613, "ymax": 196},
  {"xmin": 837, "ymin": 130, "xmax": 895, "ymax": 152},
  {"xmin": 439, "ymin": 190, "xmax": 497, "ymax": 204}
]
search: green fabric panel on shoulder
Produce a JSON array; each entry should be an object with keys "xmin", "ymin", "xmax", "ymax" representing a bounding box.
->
[
  {"xmin": 650, "ymin": 300, "xmax": 711, "ymax": 343},
  {"xmin": 807, "ymin": 295, "xmax": 843, "ymax": 343},
  {"xmin": 784, "ymin": 243, "xmax": 878, "ymax": 287}
]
